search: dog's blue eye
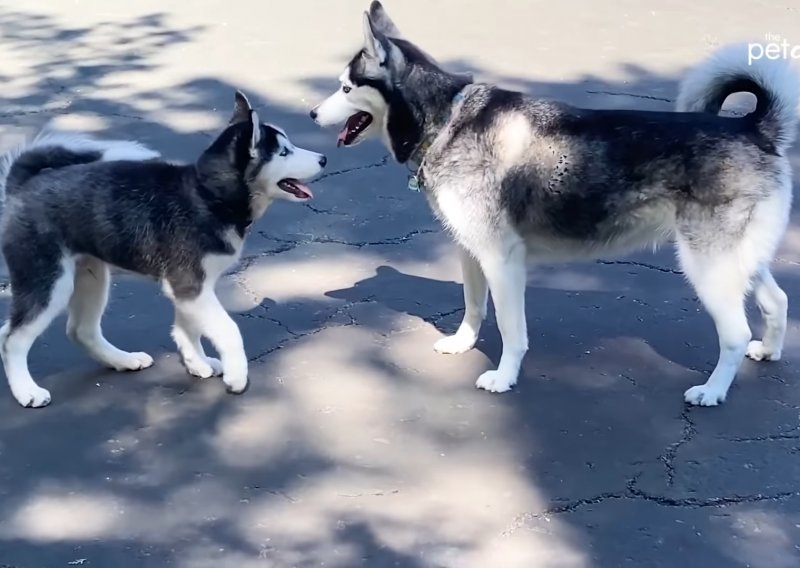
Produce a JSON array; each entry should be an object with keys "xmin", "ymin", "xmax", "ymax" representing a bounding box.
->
[
  {"xmin": 279, "ymin": 148, "xmax": 289, "ymax": 157},
  {"xmin": 342, "ymin": 85, "xmax": 351, "ymax": 94}
]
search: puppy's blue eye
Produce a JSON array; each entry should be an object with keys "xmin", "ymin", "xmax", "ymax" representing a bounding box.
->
[
  {"xmin": 342, "ymin": 85, "xmax": 352, "ymax": 94},
  {"xmin": 279, "ymin": 148, "xmax": 289, "ymax": 157}
]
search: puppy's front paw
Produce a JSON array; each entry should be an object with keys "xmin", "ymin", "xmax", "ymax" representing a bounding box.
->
[
  {"xmin": 184, "ymin": 356, "xmax": 223, "ymax": 379},
  {"xmin": 222, "ymin": 357, "xmax": 249, "ymax": 394},
  {"xmin": 111, "ymin": 351, "xmax": 154, "ymax": 372},
  {"xmin": 684, "ymin": 384, "xmax": 726, "ymax": 407},
  {"xmin": 13, "ymin": 384, "xmax": 52, "ymax": 408},
  {"xmin": 475, "ymin": 369, "xmax": 516, "ymax": 393},
  {"xmin": 745, "ymin": 340, "xmax": 781, "ymax": 362},
  {"xmin": 224, "ymin": 372, "xmax": 249, "ymax": 394},
  {"xmin": 434, "ymin": 332, "xmax": 477, "ymax": 355}
]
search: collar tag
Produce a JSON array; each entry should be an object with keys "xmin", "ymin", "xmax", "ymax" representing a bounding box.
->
[
  {"xmin": 407, "ymin": 173, "xmax": 422, "ymax": 192},
  {"xmin": 407, "ymin": 88, "xmax": 468, "ymax": 193}
]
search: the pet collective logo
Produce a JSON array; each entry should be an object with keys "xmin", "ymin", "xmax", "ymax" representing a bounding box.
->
[{"xmin": 748, "ymin": 33, "xmax": 800, "ymax": 65}]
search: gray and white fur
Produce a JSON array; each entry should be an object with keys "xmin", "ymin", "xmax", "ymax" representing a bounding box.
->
[
  {"xmin": 0, "ymin": 91, "xmax": 327, "ymax": 408},
  {"xmin": 312, "ymin": 1, "xmax": 800, "ymax": 406}
]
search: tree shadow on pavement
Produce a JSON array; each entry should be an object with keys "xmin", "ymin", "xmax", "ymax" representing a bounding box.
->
[{"xmin": 0, "ymin": 8, "xmax": 799, "ymax": 568}]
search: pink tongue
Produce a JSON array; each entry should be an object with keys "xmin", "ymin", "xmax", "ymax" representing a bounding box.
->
[
  {"xmin": 294, "ymin": 181, "xmax": 314, "ymax": 199},
  {"xmin": 337, "ymin": 126, "xmax": 348, "ymax": 146}
]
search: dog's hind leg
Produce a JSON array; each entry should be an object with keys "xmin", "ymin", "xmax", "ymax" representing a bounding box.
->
[
  {"xmin": 434, "ymin": 246, "xmax": 488, "ymax": 355},
  {"xmin": 678, "ymin": 237, "xmax": 756, "ymax": 407},
  {"xmin": 746, "ymin": 266, "xmax": 788, "ymax": 362},
  {"xmin": 1, "ymin": 253, "xmax": 75, "ymax": 408},
  {"xmin": 67, "ymin": 257, "xmax": 154, "ymax": 372},
  {"xmin": 474, "ymin": 238, "xmax": 528, "ymax": 393},
  {"xmin": 172, "ymin": 310, "xmax": 223, "ymax": 378}
]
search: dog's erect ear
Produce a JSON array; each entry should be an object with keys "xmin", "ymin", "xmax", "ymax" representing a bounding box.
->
[
  {"xmin": 368, "ymin": 1, "xmax": 402, "ymax": 38},
  {"xmin": 247, "ymin": 110, "xmax": 261, "ymax": 158},
  {"xmin": 230, "ymin": 90, "xmax": 253, "ymax": 125},
  {"xmin": 362, "ymin": 11, "xmax": 390, "ymax": 64}
]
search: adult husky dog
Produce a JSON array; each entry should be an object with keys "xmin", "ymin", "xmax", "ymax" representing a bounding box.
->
[
  {"xmin": 311, "ymin": 1, "xmax": 800, "ymax": 405},
  {"xmin": 0, "ymin": 91, "xmax": 326, "ymax": 408}
]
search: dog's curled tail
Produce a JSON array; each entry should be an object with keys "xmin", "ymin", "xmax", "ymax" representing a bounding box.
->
[
  {"xmin": 677, "ymin": 42, "xmax": 800, "ymax": 152},
  {"xmin": 0, "ymin": 130, "xmax": 160, "ymax": 199}
]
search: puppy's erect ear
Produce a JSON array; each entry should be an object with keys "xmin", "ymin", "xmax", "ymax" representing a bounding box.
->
[
  {"xmin": 230, "ymin": 90, "xmax": 253, "ymax": 125},
  {"xmin": 368, "ymin": 1, "xmax": 402, "ymax": 38},
  {"xmin": 362, "ymin": 12, "xmax": 389, "ymax": 64},
  {"xmin": 247, "ymin": 110, "xmax": 261, "ymax": 158}
]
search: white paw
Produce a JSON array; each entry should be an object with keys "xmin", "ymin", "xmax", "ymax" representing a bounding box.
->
[
  {"xmin": 206, "ymin": 357, "xmax": 224, "ymax": 376},
  {"xmin": 746, "ymin": 340, "xmax": 781, "ymax": 362},
  {"xmin": 183, "ymin": 357, "xmax": 222, "ymax": 379},
  {"xmin": 223, "ymin": 368, "xmax": 249, "ymax": 394},
  {"xmin": 434, "ymin": 333, "xmax": 477, "ymax": 355},
  {"xmin": 224, "ymin": 373, "xmax": 249, "ymax": 394},
  {"xmin": 684, "ymin": 384, "xmax": 726, "ymax": 407},
  {"xmin": 12, "ymin": 384, "xmax": 52, "ymax": 408},
  {"xmin": 475, "ymin": 369, "xmax": 517, "ymax": 393},
  {"xmin": 111, "ymin": 352, "xmax": 154, "ymax": 372},
  {"xmin": 184, "ymin": 356, "xmax": 223, "ymax": 379}
]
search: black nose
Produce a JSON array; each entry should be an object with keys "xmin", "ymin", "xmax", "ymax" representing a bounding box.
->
[
  {"xmin": 319, "ymin": 155, "xmax": 327, "ymax": 167},
  {"xmin": 309, "ymin": 108, "xmax": 318, "ymax": 120}
]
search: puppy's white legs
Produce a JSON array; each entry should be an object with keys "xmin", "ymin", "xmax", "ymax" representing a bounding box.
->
[
  {"xmin": 475, "ymin": 241, "xmax": 528, "ymax": 393},
  {"xmin": 172, "ymin": 289, "xmax": 248, "ymax": 393},
  {"xmin": 434, "ymin": 246, "xmax": 488, "ymax": 354},
  {"xmin": 680, "ymin": 243, "xmax": 754, "ymax": 407},
  {"xmin": 746, "ymin": 267, "xmax": 788, "ymax": 362},
  {"xmin": 67, "ymin": 258, "xmax": 153, "ymax": 371},
  {"xmin": 172, "ymin": 311, "xmax": 223, "ymax": 378},
  {"xmin": 2, "ymin": 260, "xmax": 76, "ymax": 408}
]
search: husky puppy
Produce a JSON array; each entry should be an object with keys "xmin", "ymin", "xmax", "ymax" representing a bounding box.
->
[
  {"xmin": 0, "ymin": 91, "xmax": 327, "ymax": 407},
  {"xmin": 311, "ymin": 1, "xmax": 800, "ymax": 405}
]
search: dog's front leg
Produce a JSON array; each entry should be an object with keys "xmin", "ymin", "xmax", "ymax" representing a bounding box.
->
[
  {"xmin": 172, "ymin": 310, "xmax": 224, "ymax": 379},
  {"xmin": 172, "ymin": 289, "xmax": 248, "ymax": 394},
  {"xmin": 434, "ymin": 246, "xmax": 488, "ymax": 354},
  {"xmin": 474, "ymin": 241, "xmax": 528, "ymax": 393}
]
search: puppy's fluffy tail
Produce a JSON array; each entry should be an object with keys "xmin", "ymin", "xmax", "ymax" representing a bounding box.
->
[
  {"xmin": 677, "ymin": 42, "xmax": 800, "ymax": 152},
  {"xmin": 0, "ymin": 130, "xmax": 160, "ymax": 198}
]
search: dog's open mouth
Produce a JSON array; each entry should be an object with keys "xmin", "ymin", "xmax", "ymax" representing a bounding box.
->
[
  {"xmin": 337, "ymin": 111, "xmax": 373, "ymax": 146},
  {"xmin": 277, "ymin": 178, "xmax": 313, "ymax": 200}
]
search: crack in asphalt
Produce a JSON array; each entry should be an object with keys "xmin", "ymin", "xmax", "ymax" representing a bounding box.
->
[
  {"xmin": 315, "ymin": 155, "xmax": 391, "ymax": 181},
  {"xmin": 425, "ymin": 306, "xmax": 466, "ymax": 327},
  {"xmin": 503, "ymin": 474, "xmax": 800, "ymax": 535},
  {"xmin": 585, "ymin": 90, "xmax": 675, "ymax": 103},
  {"xmin": 238, "ymin": 308, "xmax": 300, "ymax": 338},
  {"xmin": 721, "ymin": 433, "xmax": 800, "ymax": 443},
  {"xmin": 302, "ymin": 202, "xmax": 350, "ymax": 216},
  {"xmin": 595, "ymin": 259, "xmax": 683, "ymax": 275},
  {"xmin": 257, "ymin": 228, "xmax": 440, "ymax": 249},
  {"xmin": 661, "ymin": 409, "xmax": 697, "ymax": 487},
  {"xmin": 247, "ymin": 298, "xmax": 374, "ymax": 363}
]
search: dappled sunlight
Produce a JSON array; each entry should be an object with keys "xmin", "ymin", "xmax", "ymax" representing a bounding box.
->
[
  {"xmin": 0, "ymin": 1, "xmax": 799, "ymax": 565},
  {"xmin": 1, "ymin": 478, "xmax": 241, "ymax": 544},
  {"xmin": 527, "ymin": 266, "xmax": 610, "ymax": 293},
  {"xmin": 210, "ymin": 399, "xmax": 304, "ymax": 468},
  {"xmin": 720, "ymin": 508, "xmax": 800, "ymax": 568},
  {"xmin": 217, "ymin": 327, "xmax": 588, "ymax": 567},
  {"xmin": 241, "ymin": 245, "xmax": 378, "ymax": 303},
  {"xmin": 5, "ymin": 491, "xmax": 121, "ymax": 542},
  {"xmin": 233, "ymin": 235, "xmax": 459, "ymax": 307}
]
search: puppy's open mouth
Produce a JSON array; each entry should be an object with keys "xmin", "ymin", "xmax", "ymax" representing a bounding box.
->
[
  {"xmin": 337, "ymin": 111, "xmax": 373, "ymax": 147},
  {"xmin": 278, "ymin": 178, "xmax": 313, "ymax": 200}
]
